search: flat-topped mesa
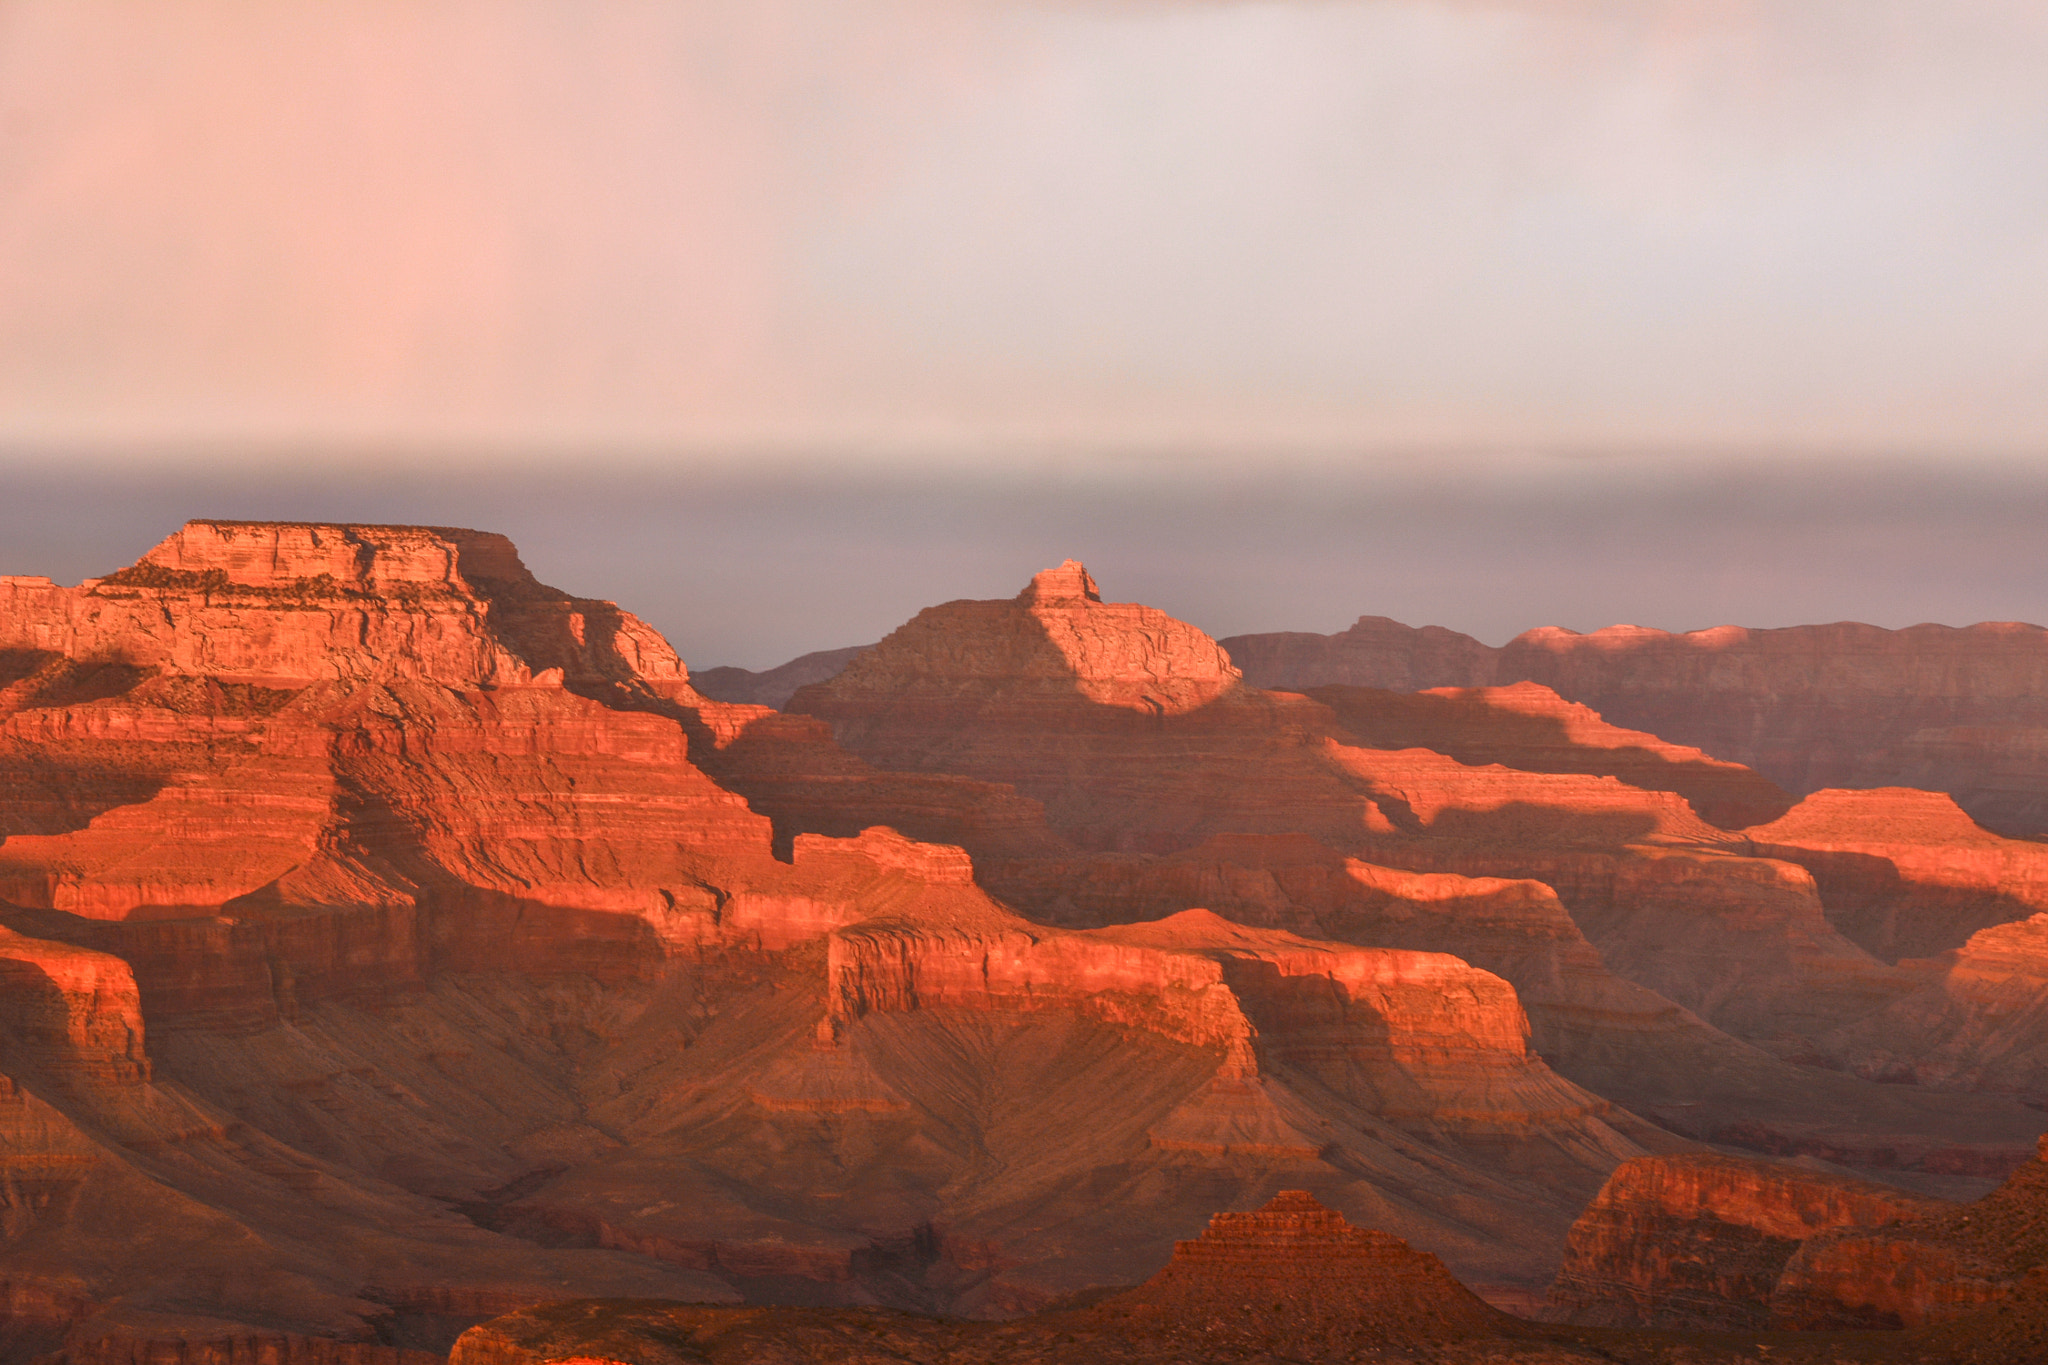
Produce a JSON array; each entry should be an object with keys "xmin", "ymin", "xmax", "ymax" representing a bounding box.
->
[
  {"xmin": 135, "ymin": 519, "xmax": 526, "ymax": 592},
  {"xmin": 2, "ymin": 520, "xmax": 691, "ymax": 690},
  {"xmin": 794, "ymin": 560, "xmax": 1241, "ymax": 719},
  {"xmin": 1124, "ymin": 1190, "xmax": 1506, "ymax": 1335},
  {"xmin": 1745, "ymin": 788, "xmax": 2048, "ymax": 961}
]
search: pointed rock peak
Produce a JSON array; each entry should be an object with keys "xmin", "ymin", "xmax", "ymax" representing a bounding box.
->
[
  {"xmin": 1133, "ymin": 1186, "xmax": 1507, "ymax": 1336},
  {"xmin": 1256, "ymin": 1189, "xmax": 1334, "ymax": 1217},
  {"xmin": 797, "ymin": 556, "xmax": 1240, "ymax": 716},
  {"xmin": 1017, "ymin": 559, "xmax": 1101, "ymax": 605}
]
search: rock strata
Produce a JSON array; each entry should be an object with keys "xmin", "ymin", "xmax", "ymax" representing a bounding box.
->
[
  {"xmin": 1773, "ymin": 1134, "xmax": 2048, "ymax": 1330},
  {"xmin": 1745, "ymin": 788, "xmax": 2048, "ymax": 962},
  {"xmin": 1120, "ymin": 1189, "xmax": 1508, "ymax": 1336},
  {"xmin": 1550, "ymin": 1153, "xmax": 1948, "ymax": 1330},
  {"xmin": 1225, "ymin": 615, "xmax": 2048, "ymax": 837},
  {"xmin": 23, "ymin": 529, "xmax": 2048, "ymax": 1363},
  {"xmin": 762, "ymin": 564, "xmax": 2047, "ymax": 1179}
]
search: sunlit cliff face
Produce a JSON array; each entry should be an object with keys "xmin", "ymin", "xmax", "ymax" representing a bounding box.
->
[{"xmin": 3, "ymin": 0, "xmax": 2047, "ymax": 458}]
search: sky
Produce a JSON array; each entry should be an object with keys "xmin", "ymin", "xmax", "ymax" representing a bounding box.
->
[{"xmin": 3, "ymin": 1, "xmax": 2047, "ymax": 665}]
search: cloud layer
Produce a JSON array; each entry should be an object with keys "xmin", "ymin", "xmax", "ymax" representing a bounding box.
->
[{"xmin": 3, "ymin": 0, "xmax": 2046, "ymax": 460}]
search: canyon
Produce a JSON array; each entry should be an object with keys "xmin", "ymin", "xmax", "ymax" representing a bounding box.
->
[
  {"xmin": 1218, "ymin": 615, "xmax": 2048, "ymax": 838},
  {"xmin": 6, "ymin": 524, "xmax": 2048, "ymax": 1364}
]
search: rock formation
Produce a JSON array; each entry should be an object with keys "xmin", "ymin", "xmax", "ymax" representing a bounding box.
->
[
  {"xmin": 449, "ymin": 1193, "xmax": 1523, "ymax": 1365},
  {"xmin": 0, "ymin": 529, "xmax": 1687, "ymax": 1353},
  {"xmin": 1080, "ymin": 1189, "xmax": 1512, "ymax": 1350},
  {"xmin": 767, "ymin": 564, "xmax": 2043, "ymax": 1182},
  {"xmin": 1223, "ymin": 614, "xmax": 2048, "ymax": 838},
  {"xmin": 1549, "ymin": 1153, "xmax": 1949, "ymax": 1330},
  {"xmin": 19, "ymin": 528, "xmax": 2048, "ymax": 1363},
  {"xmin": 447, "ymin": 1176, "xmax": 2048, "ymax": 1363},
  {"xmin": 1745, "ymin": 787, "xmax": 2048, "ymax": 962},
  {"xmin": 1308, "ymin": 680, "xmax": 1796, "ymax": 829},
  {"xmin": 1552, "ymin": 1138, "xmax": 2048, "ymax": 1341}
]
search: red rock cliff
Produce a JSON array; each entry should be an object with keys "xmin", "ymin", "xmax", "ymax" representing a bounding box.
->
[
  {"xmin": 1745, "ymin": 787, "xmax": 2048, "ymax": 962},
  {"xmin": 1549, "ymin": 1153, "xmax": 1947, "ymax": 1330}
]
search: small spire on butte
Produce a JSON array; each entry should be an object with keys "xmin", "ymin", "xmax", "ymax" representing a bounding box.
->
[{"xmin": 1018, "ymin": 559, "xmax": 1101, "ymax": 604}]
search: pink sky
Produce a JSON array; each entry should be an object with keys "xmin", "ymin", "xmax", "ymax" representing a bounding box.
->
[{"xmin": 3, "ymin": 0, "xmax": 2046, "ymax": 469}]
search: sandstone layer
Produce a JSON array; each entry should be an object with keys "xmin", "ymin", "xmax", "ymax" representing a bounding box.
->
[
  {"xmin": 450, "ymin": 1193, "xmax": 1527, "ymax": 1365},
  {"xmin": 1222, "ymin": 615, "xmax": 2048, "ymax": 837},
  {"xmin": 763, "ymin": 565, "xmax": 2043, "ymax": 1182},
  {"xmin": 1549, "ymin": 1153, "xmax": 1949, "ymax": 1330},
  {"xmin": 16, "ymin": 529, "xmax": 2048, "ymax": 1363},
  {"xmin": 1549, "ymin": 1137, "xmax": 2048, "ymax": 1342},
  {"xmin": 1744, "ymin": 788, "xmax": 2048, "ymax": 962}
]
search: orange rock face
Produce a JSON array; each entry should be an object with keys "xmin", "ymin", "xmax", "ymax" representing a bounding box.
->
[
  {"xmin": 1802, "ymin": 914, "xmax": 2048, "ymax": 1102},
  {"xmin": 770, "ymin": 566, "xmax": 2041, "ymax": 1179},
  {"xmin": 1549, "ymin": 1153, "xmax": 1948, "ymax": 1330},
  {"xmin": 0, "ymin": 530, "xmax": 1698, "ymax": 1352},
  {"xmin": 1310, "ymin": 680, "xmax": 1796, "ymax": 829},
  {"xmin": 1225, "ymin": 615, "xmax": 2048, "ymax": 838},
  {"xmin": 1745, "ymin": 787, "xmax": 2048, "ymax": 962},
  {"xmin": 15, "ymin": 528, "xmax": 2048, "ymax": 1360},
  {"xmin": 1110, "ymin": 1189, "xmax": 1508, "ymax": 1340},
  {"xmin": 1745, "ymin": 1137, "xmax": 2048, "ymax": 1332},
  {"xmin": 799, "ymin": 559, "xmax": 1240, "ymax": 725}
]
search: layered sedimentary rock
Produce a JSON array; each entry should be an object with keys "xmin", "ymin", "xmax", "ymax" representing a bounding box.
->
[
  {"xmin": 1549, "ymin": 1153, "xmax": 1948, "ymax": 1330},
  {"xmin": 1308, "ymin": 681, "xmax": 1796, "ymax": 829},
  {"xmin": 497, "ymin": 830, "xmax": 1659, "ymax": 1315},
  {"xmin": 1745, "ymin": 788, "xmax": 2048, "ymax": 962},
  {"xmin": 1550, "ymin": 1139, "xmax": 2048, "ymax": 1339},
  {"xmin": 1094, "ymin": 1189, "xmax": 1510, "ymax": 1347},
  {"xmin": 1224, "ymin": 615, "xmax": 2048, "ymax": 837},
  {"xmin": 450, "ymin": 1194, "xmax": 1522, "ymax": 1365},
  {"xmin": 768, "ymin": 565, "xmax": 2042, "ymax": 1181},
  {"xmin": 1803, "ymin": 914, "xmax": 2048, "ymax": 1103},
  {"xmin": 1555, "ymin": 1136, "xmax": 2048, "ymax": 1336},
  {"xmin": 18, "ymin": 526, "xmax": 2048, "ymax": 1361},
  {"xmin": 0, "ymin": 529, "xmax": 1698, "ymax": 1351}
]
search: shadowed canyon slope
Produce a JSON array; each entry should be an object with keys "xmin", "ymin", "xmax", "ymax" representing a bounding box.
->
[
  {"xmin": 454, "ymin": 1182, "xmax": 2048, "ymax": 1365},
  {"xmin": 1220, "ymin": 615, "xmax": 2048, "ymax": 837},
  {"xmin": 449, "ymin": 1192, "xmax": 1528, "ymax": 1365},
  {"xmin": 8, "ymin": 526, "xmax": 2048, "ymax": 1363}
]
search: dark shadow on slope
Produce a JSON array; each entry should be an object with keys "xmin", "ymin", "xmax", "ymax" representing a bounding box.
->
[
  {"xmin": 1414, "ymin": 802, "xmax": 1668, "ymax": 851},
  {"xmin": 1309, "ymin": 684, "xmax": 1795, "ymax": 829},
  {"xmin": 1740, "ymin": 842, "xmax": 2048, "ymax": 963},
  {"xmin": 0, "ymin": 754, "xmax": 169, "ymax": 837},
  {"xmin": 5, "ymin": 657, "xmax": 153, "ymax": 711}
]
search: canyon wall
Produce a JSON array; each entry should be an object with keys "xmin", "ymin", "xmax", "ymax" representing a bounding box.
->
[
  {"xmin": 1223, "ymin": 616, "xmax": 2048, "ymax": 836},
  {"xmin": 12, "ymin": 529, "xmax": 2048, "ymax": 1360}
]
